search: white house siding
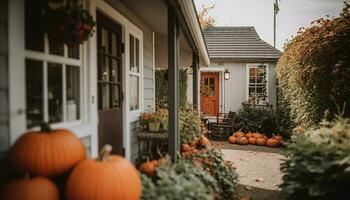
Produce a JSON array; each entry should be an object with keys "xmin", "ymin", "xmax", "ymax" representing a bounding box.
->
[
  {"xmin": 0, "ymin": 0, "xmax": 9, "ymax": 179},
  {"xmin": 197, "ymin": 61, "xmax": 278, "ymax": 114},
  {"xmin": 105, "ymin": 0, "xmax": 155, "ymax": 162}
]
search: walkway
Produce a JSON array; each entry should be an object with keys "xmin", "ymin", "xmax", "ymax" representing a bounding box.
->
[{"xmin": 217, "ymin": 142, "xmax": 286, "ymax": 200}]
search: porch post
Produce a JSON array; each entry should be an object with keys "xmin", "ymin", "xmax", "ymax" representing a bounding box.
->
[
  {"xmin": 192, "ymin": 52, "xmax": 199, "ymax": 108},
  {"xmin": 167, "ymin": 6, "xmax": 180, "ymax": 162}
]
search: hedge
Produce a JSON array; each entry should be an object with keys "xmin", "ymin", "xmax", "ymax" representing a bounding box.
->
[
  {"xmin": 155, "ymin": 69, "xmax": 188, "ymax": 107},
  {"xmin": 276, "ymin": 3, "xmax": 350, "ymax": 128}
]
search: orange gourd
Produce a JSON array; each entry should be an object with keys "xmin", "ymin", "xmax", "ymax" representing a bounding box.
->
[
  {"xmin": 66, "ymin": 145, "xmax": 141, "ymax": 200},
  {"xmin": 0, "ymin": 176, "xmax": 59, "ymax": 200},
  {"xmin": 228, "ymin": 136, "xmax": 237, "ymax": 144},
  {"xmin": 246, "ymin": 132, "xmax": 253, "ymax": 138},
  {"xmin": 266, "ymin": 138, "xmax": 281, "ymax": 147},
  {"xmin": 233, "ymin": 130, "xmax": 245, "ymax": 138},
  {"xmin": 139, "ymin": 160, "xmax": 157, "ymax": 177},
  {"xmin": 237, "ymin": 136, "xmax": 248, "ymax": 145},
  {"xmin": 9, "ymin": 123, "xmax": 85, "ymax": 177},
  {"xmin": 198, "ymin": 136, "xmax": 210, "ymax": 147},
  {"xmin": 256, "ymin": 137, "xmax": 266, "ymax": 146},
  {"xmin": 274, "ymin": 135, "xmax": 283, "ymax": 141},
  {"xmin": 253, "ymin": 132, "xmax": 263, "ymax": 138},
  {"xmin": 248, "ymin": 137, "xmax": 257, "ymax": 145},
  {"xmin": 181, "ymin": 144, "xmax": 192, "ymax": 153}
]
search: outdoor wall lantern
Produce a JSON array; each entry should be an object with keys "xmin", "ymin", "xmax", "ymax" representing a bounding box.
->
[{"xmin": 224, "ymin": 69, "xmax": 230, "ymax": 80}]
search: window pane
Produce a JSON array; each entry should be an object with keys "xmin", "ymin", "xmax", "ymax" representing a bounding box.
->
[
  {"xmin": 129, "ymin": 75, "xmax": 139, "ymax": 110},
  {"xmin": 49, "ymin": 37, "xmax": 64, "ymax": 56},
  {"xmin": 25, "ymin": 0, "xmax": 44, "ymax": 52},
  {"xmin": 26, "ymin": 59, "xmax": 43, "ymax": 128},
  {"xmin": 130, "ymin": 35, "xmax": 134, "ymax": 71},
  {"xmin": 111, "ymin": 33, "xmax": 118, "ymax": 57},
  {"xmin": 135, "ymin": 38, "xmax": 139, "ymax": 72},
  {"xmin": 111, "ymin": 85, "xmax": 120, "ymax": 108},
  {"xmin": 99, "ymin": 84, "xmax": 110, "ymax": 110},
  {"xmin": 48, "ymin": 63, "xmax": 63, "ymax": 123},
  {"xmin": 99, "ymin": 56, "xmax": 109, "ymax": 82},
  {"xmin": 68, "ymin": 46, "xmax": 80, "ymax": 59},
  {"xmin": 66, "ymin": 66, "xmax": 80, "ymax": 121},
  {"xmin": 101, "ymin": 28, "xmax": 109, "ymax": 53}
]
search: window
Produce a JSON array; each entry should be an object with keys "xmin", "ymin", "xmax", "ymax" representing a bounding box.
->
[
  {"xmin": 129, "ymin": 34, "xmax": 140, "ymax": 111},
  {"xmin": 25, "ymin": 0, "xmax": 82, "ymax": 128},
  {"xmin": 203, "ymin": 77, "xmax": 215, "ymax": 96},
  {"xmin": 247, "ymin": 65, "xmax": 268, "ymax": 105}
]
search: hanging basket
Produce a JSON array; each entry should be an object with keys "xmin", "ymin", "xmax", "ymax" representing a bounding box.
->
[{"xmin": 42, "ymin": 1, "xmax": 95, "ymax": 47}]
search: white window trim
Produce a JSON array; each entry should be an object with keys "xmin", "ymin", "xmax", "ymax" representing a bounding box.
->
[
  {"xmin": 245, "ymin": 63, "xmax": 269, "ymax": 104},
  {"xmin": 90, "ymin": 0, "xmax": 144, "ymax": 159}
]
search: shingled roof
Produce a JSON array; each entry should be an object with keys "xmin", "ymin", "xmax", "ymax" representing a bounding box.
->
[{"xmin": 203, "ymin": 26, "xmax": 282, "ymax": 61}]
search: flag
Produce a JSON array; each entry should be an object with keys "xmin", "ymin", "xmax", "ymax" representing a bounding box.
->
[{"xmin": 274, "ymin": 0, "xmax": 280, "ymax": 15}]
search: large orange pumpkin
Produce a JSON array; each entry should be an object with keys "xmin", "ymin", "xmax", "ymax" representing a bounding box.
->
[
  {"xmin": 233, "ymin": 130, "xmax": 245, "ymax": 138},
  {"xmin": 256, "ymin": 137, "xmax": 266, "ymax": 146},
  {"xmin": 248, "ymin": 137, "xmax": 257, "ymax": 145},
  {"xmin": 253, "ymin": 132, "xmax": 263, "ymax": 138},
  {"xmin": 266, "ymin": 138, "xmax": 281, "ymax": 147},
  {"xmin": 228, "ymin": 136, "xmax": 237, "ymax": 144},
  {"xmin": 0, "ymin": 176, "xmax": 59, "ymax": 200},
  {"xmin": 246, "ymin": 132, "xmax": 253, "ymax": 138},
  {"xmin": 9, "ymin": 123, "xmax": 85, "ymax": 177},
  {"xmin": 139, "ymin": 160, "xmax": 157, "ymax": 177},
  {"xmin": 198, "ymin": 136, "xmax": 210, "ymax": 147},
  {"xmin": 66, "ymin": 145, "xmax": 141, "ymax": 200},
  {"xmin": 237, "ymin": 136, "xmax": 248, "ymax": 145}
]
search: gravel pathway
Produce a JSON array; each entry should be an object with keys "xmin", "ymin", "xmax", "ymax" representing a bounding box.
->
[{"xmin": 216, "ymin": 142, "xmax": 286, "ymax": 200}]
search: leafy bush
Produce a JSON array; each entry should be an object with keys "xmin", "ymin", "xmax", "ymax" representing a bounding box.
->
[
  {"xmin": 182, "ymin": 147, "xmax": 239, "ymax": 199},
  {"xmin": 233, "ymin": 106, "xmax": 278, "ymax": 137},
  {"xmin": 281, "ymin": 117, "xmax": 350, "ymax": 199},
  {"xmin": 277, "ymin": 3, "xmax": 350, "ymax": 128},
  {"xmin": 155, "ymin": 69, "xmax": 188, "ymax": 108},
  {"xmin": 180, "ymin": 105, "xmax": 208, "ymax": 144},
  {"xmin": 141, "ymin": 159, "xmax": 217, "ymax": 200}
]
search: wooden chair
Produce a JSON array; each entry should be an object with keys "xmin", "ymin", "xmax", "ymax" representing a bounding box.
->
[{"xmin": 210, "ymin": 111, "xmax": 235, "ymax": 140}]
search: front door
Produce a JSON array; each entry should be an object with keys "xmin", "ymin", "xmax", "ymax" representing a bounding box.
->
[
  {"xmin": 97, "ymin": 13, "xmax": 124, "ymax": 155},
  {"xmin": 200, "ymin": 72, "xmax": 219, "ymax": 116}
]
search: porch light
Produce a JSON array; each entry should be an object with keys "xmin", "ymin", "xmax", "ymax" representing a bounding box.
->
[{"xmin": 224, "ymin": 69, "xmax": 230, "ymax": 80}]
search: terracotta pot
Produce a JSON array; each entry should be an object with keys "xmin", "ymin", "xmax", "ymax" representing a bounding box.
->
[{"xmin": 148, "ymin": 122, "xmax": 161, "ymax": 132}]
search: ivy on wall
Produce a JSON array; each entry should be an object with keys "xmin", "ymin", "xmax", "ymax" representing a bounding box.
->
[{"xmin": 155, "ymin": 69, "xmax": 188, "ymax": 108}]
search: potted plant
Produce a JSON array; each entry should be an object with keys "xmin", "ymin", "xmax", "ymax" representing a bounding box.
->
[
  {"xmin": 140, "ymin": 113, "xmax": 151, "ymax": 130},
  {"xmin": 148, "ymin": 112, "xmax": 161, "ymax": 132},
  {"xmin": 42, "ymin": 0, "xmax": 95, "ymax": 47}
]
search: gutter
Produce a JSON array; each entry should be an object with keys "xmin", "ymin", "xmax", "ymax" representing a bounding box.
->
[{"xmin": 177, "ymin": 0, "xmax": 210, "ymax": 66}]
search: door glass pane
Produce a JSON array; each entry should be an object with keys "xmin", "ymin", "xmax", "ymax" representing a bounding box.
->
[
  {"xmin": 209, "ymin": 78, "xmax": 215, "ymax": 96},
  {"xmin": 135, "ymin": 38, "xmax": 139, "ymax": 72},
  {"xmin": 48, "ymin": 63, "xmax": 63, "ymax": 123},
  {"xmin": 25, "ymin": 0, "xmax": 44, "ymax": 52},
  {"xmin": 101, "ymin": 28, "xmax": 109, "ymax": 53},
  {"xmin": 129, "ymin": 75, "xmax": 139, "ymax": 110},
  {"xmin": 99, "ymin": 56, "xmax": 109, "ymax": 81},
  {"xmin": 111, "ymin": 33, "xmax": 118, "ymax": 57},
  {"xmin": 26, "ymin": 59, "xmax": 43, "ymax": 128},
  {"xmin": 111, "ymin": 84, "xmax": 120, "ymax": 108},
  {"xmin": 68, "ymin": 46, "xmax": 80, "ymax": 59},
  {"xmin": 49, "ymin": 37, "xmax": 64, "ymax": 56},
  {"xmin": 66, "ymin": 66, "xmax": 80, "ymax": 121},
  {"xmin": 111, "ymin": 58, "xmax": 119, "ymax": 82},
  {"xmin": 100, "ymin": 84, "xmax": 110, "ymax": 110}
]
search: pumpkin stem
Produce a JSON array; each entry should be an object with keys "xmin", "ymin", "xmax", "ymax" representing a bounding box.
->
[
  {"xmin": 40, "ymin": 122, "xmax": 52, "ymax": 132},
  {"xmin": 98, "ymin": 144, "xmax": 113, "ymax": 162}
]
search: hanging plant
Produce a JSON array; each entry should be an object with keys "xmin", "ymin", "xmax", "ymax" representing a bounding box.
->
[{"xmin": 42, "ymin": 0, "xmax": 95, "ymax": 47}]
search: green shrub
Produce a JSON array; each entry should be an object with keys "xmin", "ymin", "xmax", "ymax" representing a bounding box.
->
[
  {"xmin": 141, "ymin": 159, "xmax": 217, "ymax": 200},
  {"xmin": 182, "ymin": 147, "xmax": 239, "ymax": 200},
  {"xmin": 281, "ymin": 117, "xmax": 350, "ymax": 199},
  {"xmin": 155, "ymin": 69, "xmax": 188, "ymax": 108},
  {"xmin": 180, "ymin": 105, "xmax": 208, "ymax": 144},
  {"xmin": 277, "ymin": 3, "xmax": 350, "ymax": 128},
  {"xmin": 233, "ymin": 106, "xmax": 278, "ymax": 137}
]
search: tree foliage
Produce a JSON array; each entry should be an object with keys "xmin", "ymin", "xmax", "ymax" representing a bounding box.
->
[
  {"xmin": 277, "ymin": 3, "xmax": 350, "ymax": 128},
  {"xmin": 198, "ymin": 4, "xmax": 216, "ymax": 30}
]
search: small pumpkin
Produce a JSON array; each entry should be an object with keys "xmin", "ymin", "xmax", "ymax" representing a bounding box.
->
[
  {"xmin": 253, "ymin": 132, "xmax": 263, "ymax": 138},
  {"xmin": 233, "ymin": 130, "xmax": 245, "ymax": 138},
  {"xmin": 198, "ymin": 136, "xmax": 210, "ymax": 147},
  {"xmin": 66, "ymin": 145, "xmax": 141, "ymax": 200},
  {"xmin": 248, "ymin": 137, "xmax": 257, "ymax": 145},
  {"xmin": 237, "ymin": 136, "xmax": 248, "ymax": 145},
  {"xmin": 266, "ymin": 138, "xmax": 281, "ymax": 147},
  {"xmin": 246, "ymin": 132, "xmax": 253, "ymax": 138},
  {"xmin": 0, "ymin": 175, "xmax": 59, "ymax": 200},
  {"xmin": 256, "ymin": 137, "xmax": 266, "ymax": 146},
  {"xmin": 274, "ymin": 135, "xmax": 283, "ymax": 141},
  {"xmin": 139, "ymin": 159, "xmax": 157, "ymax": 177},
  {"xmin": 181, "ymin": 144, "xmax": 192, "ymax": 153},
  {"xmin": 228, "ymin": 136, "xmax": 237, "ymax": 144},
  {"xmin": 9, "ymin": 123, "xmax": 85, "ymax": 177}
]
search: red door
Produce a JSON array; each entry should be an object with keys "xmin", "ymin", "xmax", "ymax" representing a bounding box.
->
[{"xmin": 200, "ymin": 72, "xmax": 219, "ymax": 116}]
